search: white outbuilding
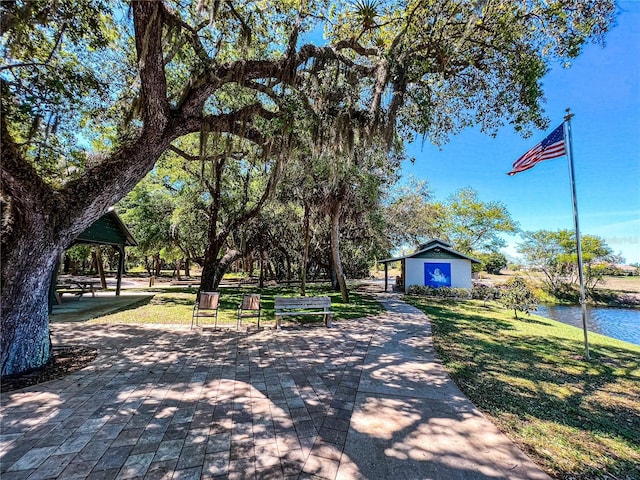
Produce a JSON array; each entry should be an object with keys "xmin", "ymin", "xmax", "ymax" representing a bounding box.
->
[{"xmin": 379, "ymin": 239, "xmax": 481, "ymax": 293}]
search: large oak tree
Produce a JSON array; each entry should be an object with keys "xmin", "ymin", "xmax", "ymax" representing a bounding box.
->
[{"xmin": 1, "ymin": 0, "xmax": 615, "ymax": 375}]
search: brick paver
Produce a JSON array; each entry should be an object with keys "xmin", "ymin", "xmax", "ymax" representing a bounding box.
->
[
  {"xmin": 2, "ymin": 313, "xmax": 375, "ymax": 480},
  {"xmin": 1, "ymin": 292, "xmax": 551, "ymax": 479}
]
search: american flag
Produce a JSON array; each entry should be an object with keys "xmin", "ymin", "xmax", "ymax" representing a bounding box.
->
[{"xmin": 508, "ymin": 124, "xmax": 566, "ymax": 176}]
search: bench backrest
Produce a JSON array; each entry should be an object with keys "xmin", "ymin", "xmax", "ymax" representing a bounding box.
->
[
  {"xmin": 198, "ymin": 291, "xmax": 220, "ymax": 310},
  {"xmin": 275, "ymin": 296, "xmax": 331, "ymax": 309},
  {"xmin": 240, "ymin": 294, "xmax": 261, "ymax": 311}
]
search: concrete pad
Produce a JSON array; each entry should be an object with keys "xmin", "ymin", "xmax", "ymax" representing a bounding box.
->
[
  {"xmin": 338, "ymin": 391, "xmax": 549, "ymax": 480},
  {"xmin": 50, "ymin": 292, "xmax": 154, "ymax": 323},
  {"xmin": 337, "ymin": 293, "xmax": 551, "ymax": 480}
]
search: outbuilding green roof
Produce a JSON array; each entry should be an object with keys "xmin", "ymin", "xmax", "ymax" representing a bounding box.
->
[{"xmin": 379, "ymin": 239, "xmax": 480, "ymax": 264}]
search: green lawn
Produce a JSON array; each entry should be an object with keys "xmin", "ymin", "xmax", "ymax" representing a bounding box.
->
[
  {"xmin": 91, "ymin": 284, "xmax": 383, "ymax": 327},
  {"xmin": 404, "ymin": 296, "xmax": 640, "ymax": 480}
]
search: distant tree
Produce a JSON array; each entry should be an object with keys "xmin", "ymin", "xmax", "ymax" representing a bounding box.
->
[
  {"xmin": 501, "ymin": 277, "xmax": 538, "ymax": 319},
  {"xmin": 384, "ymin": 186, "xmax": 518, "ymax": 256},
  {"xmin": 580, "ymin": 235, "xmax": 615, "ymax": 290},
  {"xmin": 118, "ymin": 177, "xmax": 175, "ymax": 276},
  {"xmin": 173, "ymin": 143, "xmax": 281, "ymax": 292},
  {"xmin": 64, "ymin": 245, "xmax": 94, "ymax": 275},
  {"xmin": 245, "ymin": 201, "xmax": 307, "ymax": 283},
  {"xmin": 443, "ymin": 188, "xmax": 519, "ymax": 254},
  {"xmin": 384, "ymin": 178, "xmax": 445, "ymax": 248},
  {"xmin": 319, "ymin": 142, "xmax": 401, "ymax": 302},
  {"xmin": 483, "ymin": 252, "xmax": 508, "ymax": 275},
  {"xmin": 518, "ymin": 230, "xmax": 614, "ymax": 294}
]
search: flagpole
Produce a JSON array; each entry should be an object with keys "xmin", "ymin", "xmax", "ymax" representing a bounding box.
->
[{"xmin": 564, "ymin": 108, "xmax": 590, "ymax": 361}]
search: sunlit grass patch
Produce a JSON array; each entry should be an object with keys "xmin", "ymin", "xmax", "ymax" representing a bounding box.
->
[
  {"xmin": 91, "ymin": 284, "xmax": 383, "ymax": 327},
  {"xmin": 404, "ymin": 297, "xmax": 640, "ymax": 480}
]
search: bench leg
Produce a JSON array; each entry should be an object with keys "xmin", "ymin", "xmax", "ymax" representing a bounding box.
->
[
  {"xmin": 325, "ymin": 314, "xmax": 333, "ymax": 328},
  {"xmin": 276, "ymin": 315, "xmax": 281, "ymax": 330}
]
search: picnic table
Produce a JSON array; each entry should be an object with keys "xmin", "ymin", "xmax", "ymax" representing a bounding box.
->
[{"xmin": 54, "ymin": 280, "xmax": 97, "ymax": 304}]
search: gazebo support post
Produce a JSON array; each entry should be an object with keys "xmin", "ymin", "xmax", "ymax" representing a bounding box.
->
[
  {"xmin": 384, "ymin": 263, "xmax": 388, "ymax": 292},
  {"xmin": 116, "ymin": 246, "xmax": 125, "ymax": 296},
  {"xmin": 95, "ymin": 246, "xmax": 107, "ymax": 289}
]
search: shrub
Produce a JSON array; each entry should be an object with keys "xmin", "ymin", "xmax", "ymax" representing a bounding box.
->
[
  {"xmin": 407, "ymin": 285, "xmax": 471, "ymax": 299},
  {"xmin": 471, "ymin": 283, "xmax": 501, "ymax": 301},
  {"xmin": 501, "ymin": 277, "xmax": 538, "ymax": 319},
  {"xmin": 408, "ymin": 285, "xmax": 436, "ymax": 296},
  {"xmin": 451, "ymin": 288, "xmax": 472, "ymax": 299}
]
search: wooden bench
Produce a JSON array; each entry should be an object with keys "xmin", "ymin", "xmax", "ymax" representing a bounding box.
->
[{"xmin": 274, "ymin": 296, "xmax": 334, "ymax": 329}]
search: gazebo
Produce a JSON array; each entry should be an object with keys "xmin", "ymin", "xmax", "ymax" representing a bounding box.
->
[{"xmin": 49, "ymin": 208, "xmax": 137, "ymax": 307}]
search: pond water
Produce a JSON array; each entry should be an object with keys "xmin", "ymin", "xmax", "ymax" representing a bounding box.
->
[{"xmin": 536, "ymin": 304, "xmax": 640, "ymax": 346}]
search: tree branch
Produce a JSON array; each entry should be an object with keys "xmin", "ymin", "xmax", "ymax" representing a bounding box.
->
[
  {"xmin": 132, "ymin": 2, "xmax": 169, "ymax": 129},
  {"xmin": 224, "ymin": 154, "xmax": 282, "ymax": 236},
  {"xmin": 167, "ymin": 144, "xmax": 199, "ymax": 162},
  {"xmin": 176, "ymin": 43, "xmax": 375, "ymax": 121},
  {"xmin": 0, "ymin": 116, "xmax": 56, "ymax": 219},
  {"xmin": 162, "ymin": 11, "xmax": 210, "ymax": 65},
  {"xmin": 176, "ymin": 103, "xmax": 278, "ymax": 144},
  {"xmin": 332, "ymin": 39, "xmax": 379, "ymax": 57}
]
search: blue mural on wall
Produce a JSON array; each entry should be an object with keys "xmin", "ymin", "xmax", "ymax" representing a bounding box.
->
[{"xmin": 424, "ymin": 263, "xmax": 451, "ymax": 287}]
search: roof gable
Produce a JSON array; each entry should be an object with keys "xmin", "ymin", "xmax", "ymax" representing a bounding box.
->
[
  {"xmin": 414, "ymin": 238, "xmax": 453, "ymax": 252},
  {"xmin": 74, "ymin": 210, "xmax": 137, "ymax": 247},
  {"xmin": 379, "ymin": 239, "xmax": 481, "ymax": 264},
  {"xmin": 409, "ymin": 240, "xmax": 480, "ymax": 263}
]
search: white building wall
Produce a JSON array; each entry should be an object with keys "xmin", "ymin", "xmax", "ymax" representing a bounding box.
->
[{"xmin": 405, "ymin": 258, "xmax": 473, "ymax": 292}]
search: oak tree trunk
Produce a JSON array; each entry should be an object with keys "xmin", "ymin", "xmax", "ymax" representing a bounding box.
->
[
  {"xmin": 200, "ymin": 246, "xmax": 242, "ymax": 291},
  {"xmin": 1, "ymin": 219, "xmax": 64, "ymax": 376},
  {"xmin": 1, "ymin": 121, "xmax": 173, "ymax": 377},
  {"xmin": 153, "ymin": 254, "xmax": 162, "ymax": 277},
  {"xmin": 175, "ymin": 258, "xmax": 182, "ymax": 280},
  {"xmin": 329, "ymin": 199, "xmax": 349, "ymax": 303},
  {"xmin": 184, "ymin": 258, "xmax": 191, "ymax": 277},
  {"xmin": 259, "ymin": 254, "xmax": 265, "ymax": 289},
  {"xmin": 301, "ymin": 201, "xmax": 310, "ymax": 296}
]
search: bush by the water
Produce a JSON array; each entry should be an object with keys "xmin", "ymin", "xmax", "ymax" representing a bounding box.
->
[{"xmin": 501, "ymin": 276, "xmax": 537, "ymax": 319}]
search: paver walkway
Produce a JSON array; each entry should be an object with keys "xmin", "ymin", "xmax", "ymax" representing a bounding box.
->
[{"xmin": 1, "ymin": 292, "xmax": 550, "ymax": 480}]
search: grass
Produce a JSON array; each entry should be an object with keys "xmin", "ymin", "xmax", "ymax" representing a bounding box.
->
[
  {"xmin": 599, "ymin": 275, "xmax": 640, "ymax": 294},
  {"xmin": 91, "ymin": 283, "xmax": 384, "ymax": 327},
  {"xmin": 404, "ymin": 296, "xmax": 640, "ymax": 480}
]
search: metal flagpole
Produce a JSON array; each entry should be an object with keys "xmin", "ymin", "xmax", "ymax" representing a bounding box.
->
[{"xmin": 564, "ymin": 108, "xmax": 590, "ymax": 360}]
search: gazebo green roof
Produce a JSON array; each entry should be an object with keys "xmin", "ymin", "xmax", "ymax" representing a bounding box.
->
[{"xmin": 74, "ymin": 209, "xmax": 137, "ymax": 247}]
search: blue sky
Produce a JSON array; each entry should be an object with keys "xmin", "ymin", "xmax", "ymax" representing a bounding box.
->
[{"xmin": 401, "ymin": 1, "xmax": 640, "ymax": 264}]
